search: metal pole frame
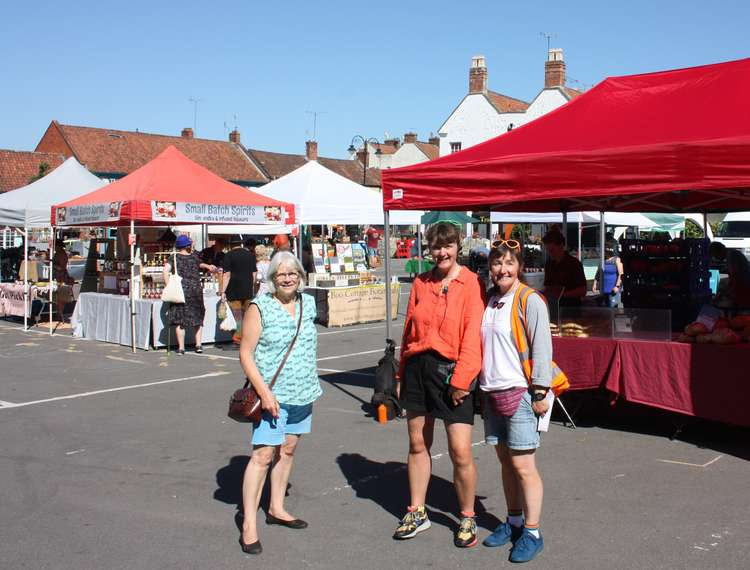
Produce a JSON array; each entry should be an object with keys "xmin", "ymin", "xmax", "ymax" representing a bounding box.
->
[
  {"xmin": 49, "ymin": 227, "xmax": 55, "ymax": 334},
  {"xmin": 383, "ymin": 211, "xmax": 393, "ymax": 341},
  {"xmin": 23, "ymin": 227, "xmax": 28, "ymax": 331},
  {"xmin": 600, "ymin": 211, "xmax": 606, "ymax": 295},
  {"xmin": 130, "ymin": 220, "xmax": 137, "ymax": 353}
]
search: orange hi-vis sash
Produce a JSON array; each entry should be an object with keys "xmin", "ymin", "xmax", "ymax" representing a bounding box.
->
[{"xmin": 509, "ymin": 284, "xmax": 570, "ymax": 396}]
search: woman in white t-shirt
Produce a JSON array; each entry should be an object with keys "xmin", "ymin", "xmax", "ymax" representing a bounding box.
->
[
  {"xmin": 479, "ymin": 240, "xmax": 554, "ymax": 564},
  {"xmin": 254, "ymin": 244, "xmax": 271, "ymax": 298}
]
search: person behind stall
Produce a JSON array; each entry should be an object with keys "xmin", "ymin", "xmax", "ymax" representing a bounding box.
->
[
  {"xmin": 53, "ymin": 239, "xmax": 75, "ymax": 317},
  {"xmin": 365, "ymin": 225, "xmax": 380, "ymax": 263},
  {"xmin": 200, "ymin": 238, "xmax": 226, "ymax": 267},
  {"xmin": 254, "ymin": 244, "xmax": 271, "ymax": 298},
  {"xmin": 394, "ymin": 222, "xmax": 485, "ymax": 548},
  {"xmin": 301, "ymin": 244, "xmax": 315, "ymax": 276},
  {"xmin": 163, "ymin": 235, "xmax": 217, "ymax": 354},
  {"xmin": 541, "ymin": 230, "xmax": 587, "ymax": 306},
  {"xmin": 718, "ymin": 249, "xmax": 750, "ymax": 307},
  {"xmin": 272, "ymin": 234, "xmax": 291, "ymax": 257},
  {"xmin": 592, "ymin": 240, "xmax": 624, "ymax": 308},
  {"xmin": 238, "ymin": 251, "xmax": 322, "ymax": 555},
  {"xmin": 709, "ymin": 241, "xmax": 727, "ymax": 271},
  {"xmin": 220, "ymin": 235, "xmax": 257, "ymax": 348},
  {"xmin": 479, "ymin": 242, "xmax": 556, "ymax": 563}
]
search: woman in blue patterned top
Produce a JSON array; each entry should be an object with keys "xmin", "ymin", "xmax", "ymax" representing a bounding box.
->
[{"xmin": 238, "ymin": 251, "xmax": 322, "ymax": 555}]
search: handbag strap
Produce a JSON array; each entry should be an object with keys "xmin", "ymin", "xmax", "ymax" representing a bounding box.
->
[
  {"xmin": 241, "ymin": 294, "xmax": 304, "ymax": 390},
  {"xmin": 172, "ymin": 250, "xmax": 179, "ymax": 277}
]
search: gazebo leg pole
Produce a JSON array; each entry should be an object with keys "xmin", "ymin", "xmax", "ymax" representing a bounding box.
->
[
  {"xmin": 23, "ymin": 227, "xmax": 28, "ymax": 331},
  {"xmin": 130, "ymin": 220, "xmax": 136, "ymax": 353},
  {"xmin": 383, "ymin": 211, "xmax": 392, "ymax": 341},
  {"xmin": 50, "ymin": 227, "xmax": 55, "ymax": 335},
  {"xmin": 600, "ymin": 211, "xmax": 606, "ymax": 295}
]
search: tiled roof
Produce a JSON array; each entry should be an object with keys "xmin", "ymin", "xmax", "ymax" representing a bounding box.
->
[
  {"xmin": 36, "ymin": 122, "xmax": 266, "ymax": 184},
  {"xmin": 0, "ymin": 149, "xmax": 65, "ymax": 193},
  {"xmin": 371, "ymin": 142, "xmax": 398, "ymax": 155},
  {"xmin": 560, "ymin": 86, "xmax": 583, "ymax": 100},
  {"xmin": 486, "ymin": 90, "xmax": 530, "ymax": 113},
  {"xmin": 414, "ymin": 141, "xmax": 439, "ymax": 161},
  {"xmin": 248, "ymin": 149, "xmax": 381, "ymax": 187}
]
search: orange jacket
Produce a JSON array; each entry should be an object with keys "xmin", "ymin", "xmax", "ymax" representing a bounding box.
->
[{"xmin": 398, "ymin": 266, "xmax": 486, "ymax": 390}]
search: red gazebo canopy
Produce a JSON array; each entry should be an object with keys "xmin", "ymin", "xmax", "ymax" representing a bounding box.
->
[
  {"xmin": 382, "ymin": 57, "xmax": 750, "ymax": 213},
  {"xmin": 52, "ymin": 145, "xmax": 295, "ymax": 226}
]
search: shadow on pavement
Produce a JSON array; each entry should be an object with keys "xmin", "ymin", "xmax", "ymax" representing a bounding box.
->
[
  {"xmin": 562, "ymin": 391, "xmax": 750, "ymax": 461},
  {"xmin": 336, "ymin": 453, "xmax": 501, "ymax": 532}
]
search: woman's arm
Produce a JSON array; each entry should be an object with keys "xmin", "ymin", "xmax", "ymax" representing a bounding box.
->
[
  {"xmin": 525, "ymin": 293, "xmax": 554, "ymax": 415},
  {"xmin": 614, "ymin": 257, "xmax": 624, "ymax": 288},
  {"xmin": 450, "ymin": 275, "xmax": 486, "ymax": 392},
  {"xmin": 239, "ymin": 304, "xmax": 279, "ymax": 418}
]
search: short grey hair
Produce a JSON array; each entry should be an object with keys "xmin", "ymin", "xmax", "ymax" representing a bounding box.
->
[{"xmin": 266, "ymin": 251, "xmax": 306, "ymax": 294}]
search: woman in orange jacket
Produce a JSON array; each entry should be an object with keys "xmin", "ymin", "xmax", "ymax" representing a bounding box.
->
[{"xmin": 393, "ymin": 222, "xmax": 486, "ymax": 548}]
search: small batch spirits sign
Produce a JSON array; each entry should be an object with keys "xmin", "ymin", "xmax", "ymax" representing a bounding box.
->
[
  {"xmin": 151, "ymin": 202, "xmax": 284, "ymax": 224},
  {"xmin": 56, "ymin": 202, "xmax": 121, "ymax": 225}
]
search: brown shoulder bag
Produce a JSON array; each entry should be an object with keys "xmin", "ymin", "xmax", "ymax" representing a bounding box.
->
[{"xmin": 227, "ymin": 294, "xmax": 304, "ymax": 423}]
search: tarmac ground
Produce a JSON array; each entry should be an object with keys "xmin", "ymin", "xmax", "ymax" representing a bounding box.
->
[{"xmin": 0, "ymin": 271, "xmax": 748, "ymax": 569}]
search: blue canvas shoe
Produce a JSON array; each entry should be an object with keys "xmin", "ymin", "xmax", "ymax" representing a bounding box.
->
[
  {"xmin": 509, "ymin": 528, "xmax": 544, "ymax": 563},
  {"xmin": 483, "ymin": 521, "xmax": 523, "ymax": 547}
]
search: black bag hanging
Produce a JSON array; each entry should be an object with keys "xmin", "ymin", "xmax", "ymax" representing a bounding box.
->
[{"xmin": 372, "ymin": 338, "xmax": 401, "ymax": 418}]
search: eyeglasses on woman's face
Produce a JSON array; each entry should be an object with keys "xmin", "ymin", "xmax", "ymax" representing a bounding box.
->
[{"xmin": 274, "ymin": 271, "xmax": 300, "ymax": 281}]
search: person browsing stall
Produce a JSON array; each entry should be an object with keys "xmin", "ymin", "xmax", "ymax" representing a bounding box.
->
[
  {"xmin": 479, "ymin": 241, "xmax": 567, "ymax": 563},
  {"xmin": 163, "ymin": 235, "xmax": 217, "ymax": 354},
  {"xmin": 592, "ymin": 240, "xmax": 624, "ymax": 307},
  {"xmin": 237, "ymin": 251, "xmax": 322, "ymax": 555},
  {"xmin": 220, "ymin": 236, "xmax": 257, "ymax": 348},
  {"xmin": 394, "ymin": 222, "xmax": 486, "ymax": 549},
  {"xmin": 541, "ymin": 230, "xmax": 587, "ymax": 306}
]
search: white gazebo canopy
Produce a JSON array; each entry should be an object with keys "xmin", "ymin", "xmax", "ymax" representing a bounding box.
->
[
  {"xmin": 255, "ymin": 160, "xmax": 421, "ymax": 225},
  {"xmin": 490, "ymin": 211, "xmax": 659, "ymax": 227},
  {"xmin": 0, "ymin": 157, "xmax": 106, "ymax": 228}
]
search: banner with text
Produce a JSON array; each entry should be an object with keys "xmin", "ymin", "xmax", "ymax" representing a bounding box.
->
[
  {"xmin": 151, "ymin": 202, "xmax": 286, "ymax": 224},
  {"xmin": 56, "ymin": 202, "xmax": 121, "ymax": 226}
]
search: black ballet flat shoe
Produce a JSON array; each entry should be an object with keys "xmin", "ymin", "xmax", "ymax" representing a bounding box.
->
[
  {"xmin": 239, "ymin": 538, "xmax": 262, "ymax": 555},
  {"xmin": 194, "ymin": 346, "xmax": 203, "ymax": 354},
  {"xmin": 265, "ymin": 514, "xmax": 308, "ymax": 529}
]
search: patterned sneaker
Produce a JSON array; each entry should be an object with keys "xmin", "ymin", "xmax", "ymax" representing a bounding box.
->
[
  {"xmin": 454, "ymin": 515, "xmax": 478, "ymax": 548},
  {"xmin": 393, "ymin": 506, "xmax": 431, "ymax": 540},
  {"xmin": 509, "ymin": 528, "xmax": 544, "ymax": 563},
  {"xmin": 483, "ymin": 521, "xmax": 523, "ymax": 547}
]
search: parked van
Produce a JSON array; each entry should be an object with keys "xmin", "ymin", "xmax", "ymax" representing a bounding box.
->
[{"xmin": 713, "ymin": 212, "xmax": 750, "ymax": 258}]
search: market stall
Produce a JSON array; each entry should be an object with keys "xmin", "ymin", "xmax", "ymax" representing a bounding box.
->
[
  {"xmin": 52, "ymin": 146, "xmax": 295, "ymax": 351},
  {"xmin": 381, "ymin": 57, "xmax": 750, "ymax": 427},
  {"xmin": 254, "ymin": 159, "xmax": 410, "ymax": 326},
  {"xmin": 0, "ymin": 157, "xmax": 105, "ymax": 328}
]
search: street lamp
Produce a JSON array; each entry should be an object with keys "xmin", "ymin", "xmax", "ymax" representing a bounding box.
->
[{"xmin": 348, "ymin": 136, "xmax": 382, "ymax": 186}]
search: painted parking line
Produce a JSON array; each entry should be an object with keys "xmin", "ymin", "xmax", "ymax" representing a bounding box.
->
[
  {"xmin": 0, "ymin": 371, "xmax": 230, "ymax": 410},
  {"xmin": 316, "ymin": 346, "xmax": 400, "ymax": 362},
  {"xmin": 0, "ymin": 400, "xmax": 17, "ymax": 407},
  {"xmin": 657, "ymin": 455, "xmax": 723, "ymax": 468},
  {"xmin": 318, "ymin": 323, "xmax": 403, "ymax": 336},
  {"xmin": 317, "ymin": 368, "xmax": 375, "ymax": 377}
]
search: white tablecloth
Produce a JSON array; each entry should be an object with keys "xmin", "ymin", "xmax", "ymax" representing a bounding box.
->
[{"xmin": 71, "ymin": 292, "xmax": 233, "ymax": 349}]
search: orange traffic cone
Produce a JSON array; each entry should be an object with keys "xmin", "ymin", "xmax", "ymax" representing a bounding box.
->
[{"xmin": 377, "ymin": 403, "xmax": 388, "ymax": 424}]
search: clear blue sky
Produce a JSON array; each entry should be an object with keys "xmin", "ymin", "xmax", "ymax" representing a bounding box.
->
[{"xmin": 1, "ymin": 0, "xmax": 748, "ymax": 159}]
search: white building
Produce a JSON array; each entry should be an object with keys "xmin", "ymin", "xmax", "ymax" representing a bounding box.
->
[
  {"xmin": 350, "ymin": 132, "xmax": 439, "ymax": 170},
  {"xmin": 438, "ymin": 49, "xmax": 582, "ymax": 156}
]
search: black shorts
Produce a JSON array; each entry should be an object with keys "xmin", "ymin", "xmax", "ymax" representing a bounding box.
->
[{"xmin": 400, "ymin": 351, "xmax": 475, "ymax": 425}]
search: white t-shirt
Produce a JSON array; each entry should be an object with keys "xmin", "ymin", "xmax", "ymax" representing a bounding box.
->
[{"xmin": 479, "ymin": 289, "xmax": 528, "ymax": 391}]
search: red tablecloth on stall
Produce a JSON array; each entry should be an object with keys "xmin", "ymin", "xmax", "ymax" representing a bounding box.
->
[{"xmin": 552, "ymin": 337, "xmax": 749, "ymax": 428}]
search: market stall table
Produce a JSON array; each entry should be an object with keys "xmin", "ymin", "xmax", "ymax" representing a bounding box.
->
[
  {"xmin": 306, "ymin": 282, "xmax": 400, "ymax": 327},
  {"xmin": 552, "ymin": 336, "xmax": 749, "ymax": 428},
  {"xmin": 0, "ymin": 283, "xmax": 36, "ymax": 317}
]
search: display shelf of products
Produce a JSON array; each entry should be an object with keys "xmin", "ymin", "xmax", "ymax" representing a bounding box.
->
[
  {"xmin": 550, "ymin": 306, "xmax": 672, "ymax": 341},
  {"xmin": 620, "ymin": 238, "xmax": 711, "ymax": 330}
]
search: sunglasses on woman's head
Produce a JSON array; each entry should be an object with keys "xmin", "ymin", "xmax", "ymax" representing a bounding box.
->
[{"xmin": 492, "ymin": 239, "xmax": 521, "ymax": 251}]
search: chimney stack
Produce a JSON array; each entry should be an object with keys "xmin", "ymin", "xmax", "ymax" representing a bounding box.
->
[
  {"xmin": 545, "ymin": 48, "xmax": 565, "ymax": 88},
  {"xmin": 229, "ymin": 129, "xmax": 241, "ymax": 144},
  {"xmin": 383, "ymin": 137, "xmax": 400, "ymax": 149},
  {"xmin": 428, "ymin": 135, "xmax": 440, "ymax": 147},
  {"xmin": 181, "ymin": 127, "xmax": 194, "ymax": 139},
  {"xmin": 356, "ymin": 149, "xmax": 368, "ymax": 166},
  {"xmin": 305, "ymin": 140, "xmax": 318, "ymax": 161},
  {"xmin": 469, "ymin": 55, "xmax": 488, "ymax": 94},
  {"xmin": 404, "ymin": 132, "xmax": 417, "ymax": 144}
]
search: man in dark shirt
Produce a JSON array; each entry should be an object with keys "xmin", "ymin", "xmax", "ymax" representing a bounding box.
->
[
  {"xmin": 542, "ymin": 230, "xmax": 587, "ymax": 306},
  {"xmin": 220, "ymin": 235, "xmax": 257, "ymax": 347},
  {"xmin": 200, "ymin": 238, "xmax": 225, "ymax": 268}
]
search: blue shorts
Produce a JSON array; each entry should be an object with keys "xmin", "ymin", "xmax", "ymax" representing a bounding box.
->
[
  {"xmin": 483, "ymin": 391, "xmax": 540, "ymax": 450},
  {"xmin": 251, "ymin": 403, "xmax": 313, "ymax": 446}
]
